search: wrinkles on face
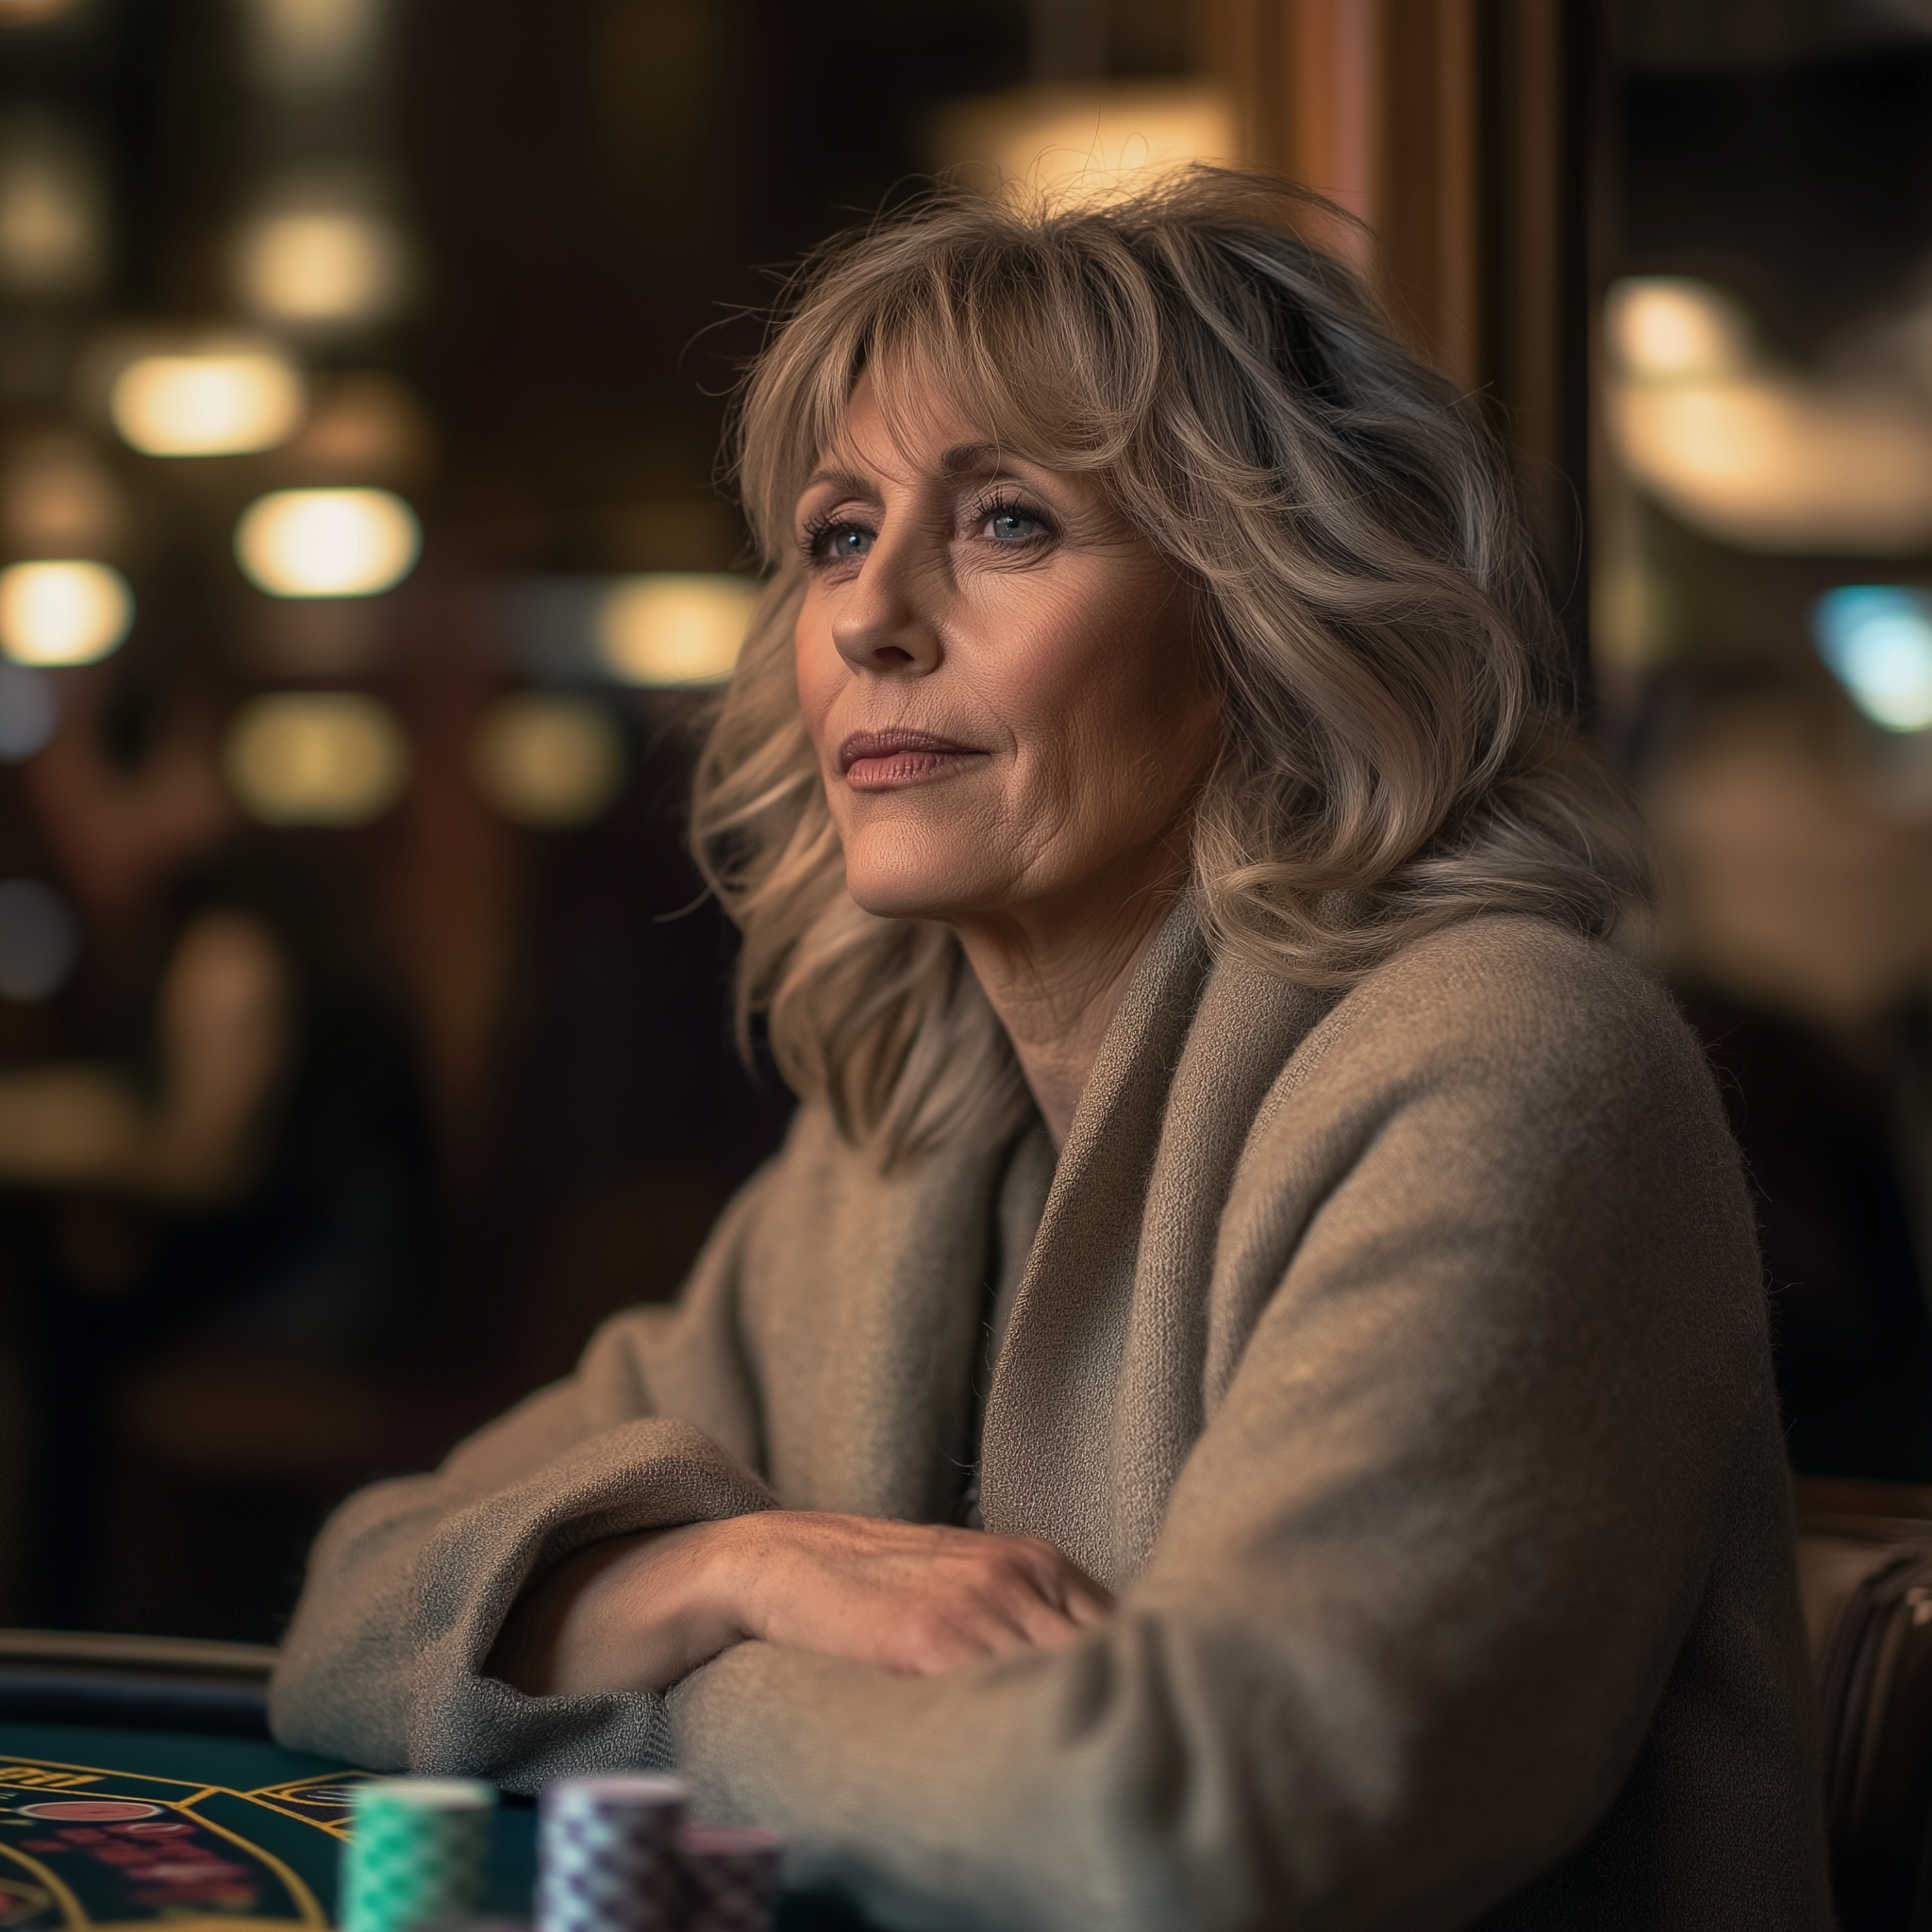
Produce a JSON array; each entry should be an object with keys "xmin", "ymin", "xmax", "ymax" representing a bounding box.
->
[
  {"xmin": 794, "ymin": 377, "xmax": 1215, "ymax": 930},
  {"xmin": 791, "ymin": 375, "xmax": 1221, "ymax": 1140}
]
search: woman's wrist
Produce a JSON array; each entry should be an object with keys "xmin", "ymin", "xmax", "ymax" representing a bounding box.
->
[{"xmin": 490, "ymin": 1518, "xmax": 757, "ymax": 1698}]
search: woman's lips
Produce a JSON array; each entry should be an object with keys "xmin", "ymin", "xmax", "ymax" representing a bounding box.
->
[{"xmin": 838, "ymin": 729, "xmax": 985, "ymax": 791}]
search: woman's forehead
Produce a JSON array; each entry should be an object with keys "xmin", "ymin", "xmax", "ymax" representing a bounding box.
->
[{"xmin": 802, "ymin": 361, "xmax": 1084, "ymax": 501}]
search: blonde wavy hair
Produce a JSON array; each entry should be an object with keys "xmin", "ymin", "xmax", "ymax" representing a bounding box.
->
[{"xmin": 692, "ymin": 166, "xmax": 1649, "ymax": 1163}]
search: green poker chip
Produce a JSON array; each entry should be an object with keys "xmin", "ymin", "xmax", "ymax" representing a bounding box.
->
[{"xmin": 341, "ymin": 1777, "xmax": 497, "ymax": 1932}]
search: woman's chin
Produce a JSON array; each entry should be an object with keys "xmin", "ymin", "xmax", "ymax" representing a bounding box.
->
[
  {"xmin": 842, "ymin": 856, "xmax": 1002, "ymax": 926},
  {"xmin": 845, "ymin": 878, "xmax": 966, "ymax": 924}
]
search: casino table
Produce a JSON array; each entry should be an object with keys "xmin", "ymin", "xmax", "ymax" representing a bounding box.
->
[
  {"xmin": 0, "ymin": 1634, "xmax": 858, "ymax": 1932},
  {"xmin": 0, "ymin": 1720, "xmax": 538, "ymax": 1931}
]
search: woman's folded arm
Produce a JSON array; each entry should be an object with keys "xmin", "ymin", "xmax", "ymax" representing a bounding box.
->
[
  {"xmin": 269, "ymin": 1172, "xmax": 785, "ymax": 1780},
  {"xmin": 662, "ymin": 991, "xmax": 1813, "ymax": 1932}
]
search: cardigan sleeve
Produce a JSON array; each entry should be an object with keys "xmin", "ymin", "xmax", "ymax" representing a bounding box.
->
[
  {"xmin": 266, "ymin": 1171, "xmax": 782, "ymax": 1781},
  {"xmin": 662, "ymin": 967, "xmax": 1821, "ymax": 1929}
]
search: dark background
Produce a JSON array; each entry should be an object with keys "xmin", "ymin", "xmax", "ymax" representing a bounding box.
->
[{"xmin": 4, "ymin": 0, "xmax": 1932, "ymax": 1641}]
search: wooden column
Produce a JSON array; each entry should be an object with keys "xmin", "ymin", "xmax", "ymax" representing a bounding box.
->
[{"xmin": 1209, "ymin": 0, "xmax": 1597, "ymax": 659}]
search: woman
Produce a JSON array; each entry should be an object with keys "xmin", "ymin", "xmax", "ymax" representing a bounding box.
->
[{"xmin": 272, "ymin": 171, "xmax": 1830, "ymax": 1928}]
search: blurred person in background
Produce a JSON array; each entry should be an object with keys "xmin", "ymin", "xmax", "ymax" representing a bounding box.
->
[
  {"xmin": 0, "ymin": 661, "xmax": 438, "ymax": 1636},
  {"xmin": 1640, "ymin": 674, "xmax": 1932, "ymax": 1486}
]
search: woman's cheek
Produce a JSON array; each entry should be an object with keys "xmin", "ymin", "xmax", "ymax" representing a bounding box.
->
[{"xmin": 792, "ymin": 616, "xmax": 841, "ymax": 758}]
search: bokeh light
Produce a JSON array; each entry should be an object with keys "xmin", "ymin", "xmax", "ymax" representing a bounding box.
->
[
  {"xmin": 930, "ymin": 82, "xmax": 1235, "ymax": 204},
  {"xmin": 0, "ymin": 878, "xmax": 78, "ymax": 1002},
  {"xmin": 0, "ymin": 0, "xmax": 85, "ymax": 22},
  {"xmin": 275, "ymin": 373, "xmax": 434, "ymax": 480},
  {"xmin": 1, "ymin": 436, "xmax": 124, "ymax": 556},
  {"xmin": 236, "ymin": 208, "xmax": 408, "ymax": 327},
  {"xmin": 110, "ymin": 346, "xmax": 306, "ymax": 457},
  {"xmin": 0, "ymin": 115, "xmax": 103, "ymax": 296},
  {"xmin": 235, "ymin": 488, "xmax": 420, "ymax": 597},
  {"xmin": 0, "ymin": 663, "xmax": 57, "ymax": 759},
  {"xmin": 1605, "ymin": 277, "xmax": 1754, "ymax": 381},
  {"xmin": 1815, "ymin": 586, "xmax": 1932, "ymax": 733},
  {"xmin": 471, "ymin": 692, "xmax": 625, "ymax": 828},
  {"xmin": 244, "ymin": 0, "xmax": 382, "ymax": 87},
  {"xmin": 224, "ymin": 691, "xmax": 409, "ymax": 825},
  {"xmin": 0, "ymin": 560, "xmax": 132, "ymax": 665},
  {"xmin": 1605, "ymin": 275, "xmax": 1932, "ymax": 555},
  {"xmin": 596, "ymin": 574, "xmax": 755, "ymax": 686}
]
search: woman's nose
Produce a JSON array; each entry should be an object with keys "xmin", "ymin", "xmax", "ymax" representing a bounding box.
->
[{"xmin": 830, "ymin": 539, "xmax": 942, "ymax": 675}]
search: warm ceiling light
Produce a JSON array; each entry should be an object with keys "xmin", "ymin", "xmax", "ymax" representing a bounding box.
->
[
  {"xmin": 596, "ymin": 574, "xmax": 756, "ymax": 686},
  {"xmin": 930, "ymin": 82, "xmax": 1235, "ymax": 204},
  {"xmin": 1605, "ymin": 278, "xmax": 1754, "ymax": 382},
  {"xmin": 1605, "ymin": 275, "xmax": 1932, "ymax": 555},
  {"xmin": 236, "ymin": 209, "xmax": 408, "ymax": 327},
  {"xmin": 0, "ymin": 559, "xmax": 132, "ymax": 665},
  {"xmin": 275, "ymin": 373, "xmax": 434, "ymax": 480},
  {"xmin": 110, "ymin": 347, "xmax": 305, "ymax": 457},
  {"xmin": 1609, "ymin": 378, "xmax": 1932, "ymax": 555},
  {"xmin": 0, "ymin": 124, "xmax": 102, "ymax": 296},
  {"xmin": 0, "ymin": 0, "xmax": 85, "ymax": 22},
  {"xmin": 471, "ymin": 692, "xmax": 625, "ymax": 828},
  {"xmin": 235, "ymin": 488, "xmax": 420, "ymax": 597},
  {"xmin": 245, "ymin": 0, "xmax": 382, "ymax": 86},
  {"xmin": 0, "ymin": 435, "xmax": 124, "ymax": 556},
  {"xmin": 224, "ymin": 691, "xmax": 408, "ymax": 825}
]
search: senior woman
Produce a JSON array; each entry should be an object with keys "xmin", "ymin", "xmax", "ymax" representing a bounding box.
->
[{"xmin": 272, "ymin": 171, "xmax": 1829, "ymax": 1929}]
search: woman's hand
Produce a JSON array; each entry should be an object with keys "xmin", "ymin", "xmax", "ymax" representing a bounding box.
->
[{"xmin": 489, "ymin": 1512, "xmax": 1113, "ymax": 1698}]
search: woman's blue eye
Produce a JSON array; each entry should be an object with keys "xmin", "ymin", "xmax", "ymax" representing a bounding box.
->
[
  {"xmin": 986, "ymin": 508, "xmax": 1043, "ymax": 541},
  {"xmin": 823, "ymin": 525, "xmax": 873, "ymax": 561}
]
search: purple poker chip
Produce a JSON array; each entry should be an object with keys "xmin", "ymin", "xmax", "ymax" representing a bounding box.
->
[
  {"xmin": 676, "ymin": 1824, "xmax": 781, "ymax": 1932},
  {"xmin": 537, "ymin": 1776, "xmax": 687, "ymax": 1932}
]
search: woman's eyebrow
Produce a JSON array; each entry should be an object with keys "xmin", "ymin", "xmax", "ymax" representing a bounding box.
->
[
  {"xmin": 939, "ymin": 442, "xmax": 1014, "ymax": 478},
  {"xmin": 798, "ymin": 466, "xmax": 878, "ymax": 506}
]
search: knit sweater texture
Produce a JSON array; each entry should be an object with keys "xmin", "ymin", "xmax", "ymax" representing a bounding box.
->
[{"xmin": 270, "ymin": 905, "xmax": 1832, "ymax": 1930}]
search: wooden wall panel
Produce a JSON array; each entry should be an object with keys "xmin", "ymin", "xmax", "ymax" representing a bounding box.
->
[{"xmin": 1208, "ymin": 0, "xmax": 1595, "ymax": 652}]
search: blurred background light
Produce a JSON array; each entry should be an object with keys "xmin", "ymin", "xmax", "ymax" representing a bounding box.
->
[
  {"xmin": 235, "ymin": 487, "xmax": 420, "ymax": 597},
  {"xmin": 0, "ymin": 878, "xmax": 78, "ymax": 1002},
  {"xmin": 1606, "ymin": 276, "xmax": 1755, "ymax": 381},
  {"xmin": 929, "ymin": 82, "xmax": 1234, "ymax": 203},
  {"xmin": 110, "ymin": 344, "xmax": 306, "ymax": 457},
  {"xmin": 1815, "ymin": 586, "xmax": 1932, "ymax": 732},
  {"xmin": 0, "ymin": 0, "xmax": 85, "ymax": 21},
  {"xmin": 0, "ymin": 559, "xmax": 131, "ymax": 665},
  {"xmin": 224, "ymin": 691, "xmax": 408, "ymax": 825},
  {"xmin": 0, "ymin": 434, "xmax": 124, "ymax": 555},
  {"xmin": 0, "ymin": 663, "xmax": 56, "ymax": 759},
  {"xmin": 596, "ymin": 574, "xmax": 756, "ymax": 686},
  {"xmin": 1604, "ymin": 275, "xmax": 1932, "ymax": 554},
  {"xmin": 471, "ymin": 692, "xmax": 625, "ymax": 828},
  {"xmin": 243, "ymin": 0, "xmax": 383, "ymax": 89},
  {"xmin": 0, "ymin": 113, "xmax": 104, "ymax": 297},
  {"xmin": 235, "ymin": 208, "xmax": 408, "ymax": 328},
  {"xmin": 272, "ymin": 373, "xmax": 434, "ymax": 481}
]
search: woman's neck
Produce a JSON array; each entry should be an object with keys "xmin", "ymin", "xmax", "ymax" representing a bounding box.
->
[{"xmin": 950, "ymin": 847, "xmax": 1187, "ymax": 1149}]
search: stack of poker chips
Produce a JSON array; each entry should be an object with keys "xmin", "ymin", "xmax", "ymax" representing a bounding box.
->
[
  {"xmin": 535, "ymin": 1777, "xmax": 781, "ymax": 1932},
  {"xmin": 341, "ymin": 1777, "xmax": 497, "ymax": 1932},
  {"xmin": 676, "ymin": 1825, "xmax": 781, "ymax": 1932},
  {"xmin": 537, "ymin": 1775, "xmax": 689, "ymax": 1932}
]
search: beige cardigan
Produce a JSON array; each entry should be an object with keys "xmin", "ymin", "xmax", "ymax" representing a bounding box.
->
[{"xmin": 271, "ymin": 907, "xmax": 1832, "ymax": 1930}]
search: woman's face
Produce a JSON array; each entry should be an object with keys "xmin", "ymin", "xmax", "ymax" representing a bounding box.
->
[{"xmin": 792, "ymin": 375, "xmax": 1220, "ymax": 933}]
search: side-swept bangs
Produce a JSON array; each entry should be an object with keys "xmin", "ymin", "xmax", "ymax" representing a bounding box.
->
[{"xmin": 736, "ymin": 225, "xmax": 1172, "ymax": 557}]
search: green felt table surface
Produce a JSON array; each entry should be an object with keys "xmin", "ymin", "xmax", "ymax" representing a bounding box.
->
[
  {"xmin": 0, "ymin": 1723, "xmax": 863, "ymax": 1932},
  {"xmin": 0, "ymin": 1721, "xmax": 538, "ymax": 1927}
]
